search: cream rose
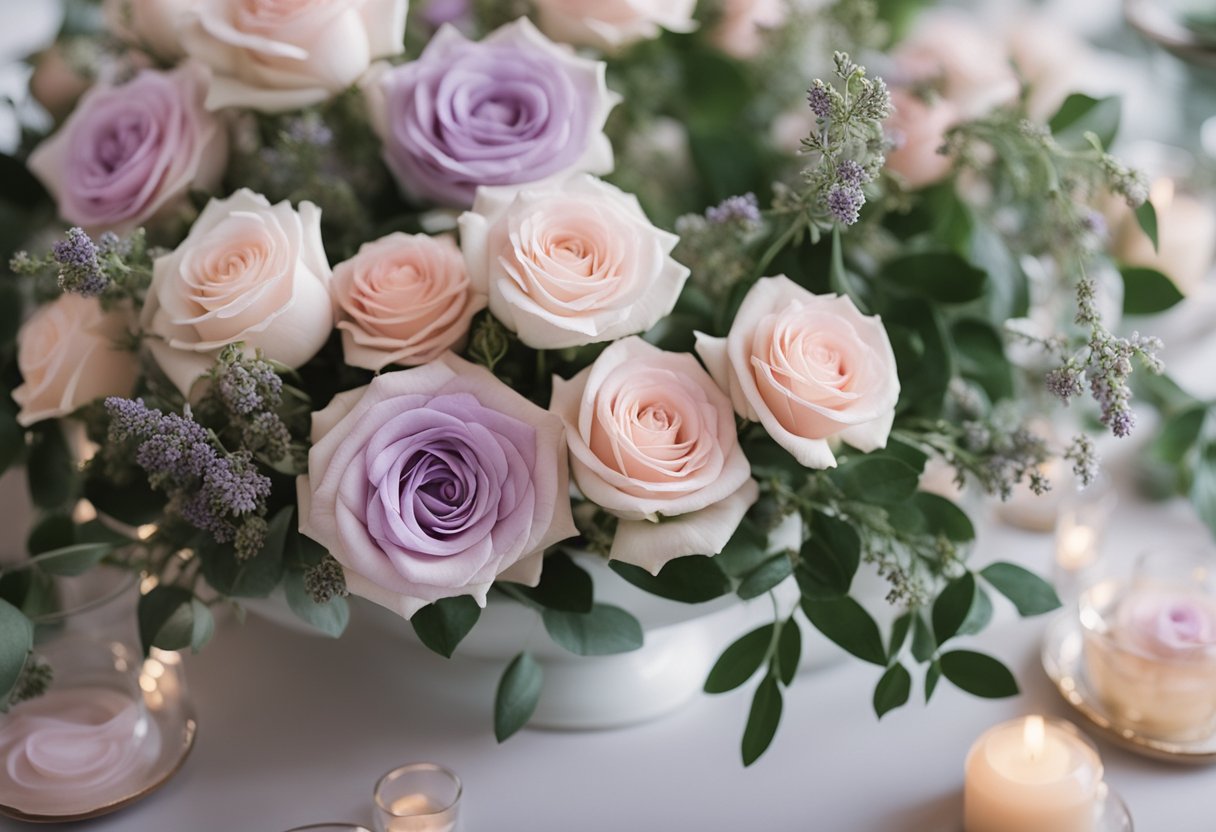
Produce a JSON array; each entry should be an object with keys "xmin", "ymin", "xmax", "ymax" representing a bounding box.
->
[
  {"xmin": 180, "ymin": 0, "xmax": 408, "ymax": 112},
  {"xmin": 103, "ymin": 0, "xmax": 191, "ymax": 60},
  {"xmin": 533, "ymin": 0, "xmax": 697, "ymax": 52},
  {"xmin": 458, "ymin": 174, "xmax": 689, "ymax": 350},
  {"xmin": 884, "ymin": 89, "xmax": 958, "ymax": 190},
  {"xmin": 550, "ymin": 337, "xmax": 757, "ymax": 574},
  {"xmin": 893, "ymin": 13, "xmax": 1019, "ymax": 118},
  {"xmin": 695, "ymin": 276, "xmax": 900, "ymax": 470},
  {"xmin": 710, "ymin": 0, "xmax": 786, "ymax": 60},
  {"xmin": 333, "ymin": 232, "xmax": 486, "ymax": 371},
  {"xmin": 142, "ymin": 188, "xmax": 334, "ymax": 396},
  {"xmin": 13, "ymin": 295, "xmax": 139, "ymax": 427}
]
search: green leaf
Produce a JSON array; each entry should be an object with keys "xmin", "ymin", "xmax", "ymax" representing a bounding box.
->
[
  {"xmin": 1049, "ymin": 93, "xmax": 1121, "ymax": 149},
  {"xmin": 801, "ymin": 596, "xmax": 886, "ymax": 666},
  {"xmin": 26, "ymin": 512, "xmax": 75, "ymax": 555},
  {"xmin": 609, "ymin": 555, "xmax": 730, "ymax": 603},
  {"xmin": 830, "ymin": 226, "xmax": 869, "ymax": 313},
  {"xmin": 777, "ymin": 619, "xmax": 802, "ymax": 686},
  {"xmin": 715, "ymin": 518, "xmax": 774, "ymax": 579},
  {"xmin": 1121, "ymin": 267, "xmax": 1184, "ymax": 315},
  {"xmin": 889, "ymin": 612, "xmax": 913, "ymax": 659},
  {"xmin": 411, "ymin": 595, "xmax": 481, "ymax": 658},
  {"xmin": 284, "ymin": 570, "xmax": 349, "ymax": 638},
  {"xmin": 1151, "ymin": 407, "xmax": 1205, "ymax": 464},
  {"xmin": 885, "ymin": 299, "xmax": 954, "ymax": 418},
  {"xmin": 742, "ymin": 676, "xmax": 783, "ymax": 766},
  {"xmin": 30, "ymin": 542, "xmax": 113, "ymax": 577},
  {"xmin": 1135, "ymin": 200, "xmax": 1159, "ymax": 252},
  {"xmin": 797, "ymin": 511, "xmax": 861, "ymax": 600},
  {"xmin": 512, "ymin": 551, "xmax": 592, "ymax": 613},
  {"xmin": 198, "ymin": 511, "xmax": 290, "ymax": 598},
  {"xmin": 137, "ymin": 586, "xmax": 212, "ymax": 655},
  {"xmin": 952, "ymin": 319, "xmax": 1014, "ymax": 402},
  {"xmin": 911, "ymin": 612, "xmax": 936, "ymax": 663},
  {"xmin": 925, "ymin": 660, "xmax": 942, "ymax": 702},
  {"xmin": 494, "ymin": 652, "xmax": 542, "ymax": 743},
  {"xmin": 873, "ymin": 663, "xmax": 912, "ymax": 719},
  {"xmin": 884, "ymin": 437, "xmax": 929, "ymax": 476},
  {"xmin": 737, "ymin": 553, "xmax": 793, "ymax": 600},
  {"xmin": 705, "ymin": 624, "xmax": 773, "ymax": 694},
  {"xmin": 960, "ymin": 586, "xmax": 994, "ymax": 636},
  {"xmin": 828, "ymin": 456, "xmax": 919, "ymax": 504},
  {"xmin": 0, "ymin": 397, "xmax": 22, "ymax": 478},
  {"xmin": 1192, "ymin": 441, "xmax": 1216, "ymax": 538},
  {"xmin": 932, "ymin": 573, "xmax": 980, "ymax": 643},
  {"xmin": 0, "ymin": 598, "xmax": 33, "ymax": 701},
  {"xmin": 83, "ymin": 473, "xmax": 164, "ymax": 526},
  {"xmin": 912, "ymin": 493, "xmax": 976, "ymax": 542},
  {"xmin": 27, "ymin": 423, "xmax": 75, "ymax": 510},
  {"xmin": 879, "ymin": 252, "xmax": 988, "ymax": 304},
  {"xmin": 542, "ymin": 603, "xmax": 643, "ymax": 656},
  {"xmin": 939, "ymin": 650, "xmax": 1019, "ymax": 698},
  {"xmin": 980, "ymin": 562, "xmax": 1062, "ymax": 617}
]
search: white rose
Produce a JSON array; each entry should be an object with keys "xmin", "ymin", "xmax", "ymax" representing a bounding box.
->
[
  {"xmin": 14, "ymin": 295, "xmax": 139, "ymax": 427},
  {"xmin": 180, "ymin": 0, "xmax": 408, "ymax": 112},
  {"xmin": 142, "ymin": 188, "xmax": 334, "ymax": 396},
  {"xmin": 533, "ymin": 0, "xmax": 697, "ymax": 52},
  {"xmin": 458, "ymin": 173, "xmax": 689, "ymax": 350}
]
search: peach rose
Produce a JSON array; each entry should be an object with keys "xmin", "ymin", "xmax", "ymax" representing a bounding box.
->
[
  {"xmin": 333, "ymin": 232, "xmax": 486, "ymax": 371},
  {"xmin": 141, "ymin": 189, "xmax": 334, "ymax": 396},
  {"xmin": 458, "ymin": 174, "xmax": 689, "ymax": 350},
  {"xmin": 695, "ymin": 276, "xmax": 900, "ymax": 469},
  {"xmin": 533, "ymin": 0, "xmax": 697, "ymax": 52},
  {"xmin": 103, "ymin": 0, "xmax": 191, "ymax": 60},
  {"xmin": 884, "ymin": 89, "xmax": 958, "ymax": 190},
  {"xmin": 893, "ymin": 13, "xmax": 1018, "ymax": 118},
  {"xmin": 180, "ymin": 0, "xmax": 408, "ymax": 112},
  {"xmin": 711, "ymin": 0, "xmax": 786, "ymax": 60},
  {"xmin": 13, "ymin": 295, "xmax": 139, "ymax": 427},
  {"xmin": 550, "ymin": 337, "xmax": 758, "ymax": 574}
]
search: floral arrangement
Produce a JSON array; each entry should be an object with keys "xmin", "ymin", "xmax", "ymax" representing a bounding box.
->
[{"xmin": 0, "ymin": 0, "xmax": 1191, "ymax": 764}]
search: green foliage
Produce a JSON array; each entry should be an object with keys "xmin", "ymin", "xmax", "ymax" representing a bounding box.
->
[
  {"xmin": 27, "ymin": 542, "xmax": 113, "ymax": 577},
  {"xmin": 199, "ymin": 507, "xmax": 290, "ymax": 598},
  {"xmin": 1121, "ymin": 267, "xmax": 1185, "ymax": 315},
  {"xmin": 980, "ymin": 563, "xmax": 1062, "ymax": 616},
  {"xmin": 0, "ymin": 598, "xmax": 33, "ymax": 703},
  {"xmin": 742, "ymin": 677, "xmax": 783, "ymax": 766},
  {"xmin": 542, "ymin": 604, "xmax": 643, "ymax": 657},
  {"xmin": 1135, "ymin": 201, "xmax": 1159, "ymax": 252},
  {"xmin": 512, "ymin": 552, "xmax": 592, "ymax": 613},
  {"xmin": 494, "ymin": 652, "xmax": 542, "ymax": 743},
  {"xmin": 411, "ymin": 596, "xmax": 482, "ymax": 658},
  {"xmin": 797, "ymin": 511, "xmax": 861, "ymax": 600},
  {"xmin": 801, "ymin": 596, "xmax": 886, "ymax": 666},
  {"xmin": 873, "ymin": 663, "xmax": 911, "ymax": 719},
  {"xmin": 736, "ymin": 554, "xmax": 793, "ymax": 600},
  {"xmin": 705, "ymin": 624, "xmax": 773, "ymax": 694},
  {"xmin": 284, "ymin": 570, "xmax": 349, "ymax": 638},
  {"xmin": 879, "ymin": 252, "xmax": 988, "ymax": 304},
  {"xmin": 776, "ymin": 619, "xmax": 802, "ymax": 686},
  {"xmin": 610, "ymin": 555, "xmax": 731, "ymax": 604},
  {"xmin": 939, "ymin": 650, "xmax": 1019, "ymax": 698},
  {"xmin": 1049, "ymin": 94, "xmax": 1121, "ymax": 149},
  {"xmin": 828, "ymin": 456, "xmax": 919, "ymax": 504},
  {"xmin": 137, "ymin": 586, "xmax": 213, "ymax": 655},
  {"xmin": 952, "ymin": 319, "xmax": 1014, "ymax": 401},
  {"xmin": 27, "ymin": 423, "xmax": 75, "ymax": 510},
  {"xmin": 27, "ymin": 512, "xmax": 76, "ymax": 556}
]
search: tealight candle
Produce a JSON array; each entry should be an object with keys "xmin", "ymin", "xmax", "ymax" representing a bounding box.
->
[
  {"xmin": 964, "ymin": 716, "xmax": 1104, "ymax": 832},
  {"xmin": 373, "ymin": 763, "xmax": 461, "ymax": 832}
]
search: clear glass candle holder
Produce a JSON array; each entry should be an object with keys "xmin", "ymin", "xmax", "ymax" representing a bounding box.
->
[
  {"xmin": 1052, "ymin": 474, "xmax": 1117, "ymax": 603},
  {"xmin": 1080, "ymin": 550, "xmax": 1216, "ymax": 741},
  {"xmin": 283, "ymin": 825, "xmax": 375, "ymax": 831},
  {"xmin": 374, "ymin": 763, "xmax": 462, "ymax": 832}
]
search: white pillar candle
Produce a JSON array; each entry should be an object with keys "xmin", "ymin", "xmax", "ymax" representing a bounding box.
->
[
  {"xmin": 964, "ymin": 716, "xmax": 1103, "ymax": 832},
  {"xmin": 1082, "ymin": 582, "xmax": 1216, "ymax": 740}
]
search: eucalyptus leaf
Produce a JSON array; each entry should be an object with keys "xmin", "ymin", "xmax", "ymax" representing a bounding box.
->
[
  {"xmin": 27, "ymin": 423, "xmax": 74, "ymax": 510},
  {"xmin": 925, "ymin": 661, "xmax": 942, "ymax": 702},
  {"xmin": 513, "ymin": 551, "xmax": 592, "ymax": 613},
  {"xmin": 777, "ymin": 619, "xmax": 802, "ymax": 686},
  {"xmin": 411, "ymin": 595, "xmax": 481, "ymax": 657},
  {"xmin": 284, "ymin": 570, "xmax": 349, "ymax": 638},
  {"xmin": 888, "ymin": 612, "xmax": 913, "ymax": 659},
  {"xmin": 742, "ymin": 676, "xmax": 783, "ymax": 766},
  {"xmin": 542, "ymin": 603, "xmax": 643, "ymax": 656},
  {"xmin": 873, "ymin": 663, "xmax": 911, "ymax": 719},
  {"xmin": 1049, "ymin": 93, "xmax": 1121, "ymax": 149},
  {"xmin": 137, "ymin": 586, "xmax": 212, "ymax": 655},
  {"xmin": 797, "ymin": 512, "xmax": 861, "ymax": 600},
  {"xmin": 1121, "ymin": 267, "xmax": 1184, "ymax": 316},
  {"xmin": 737, "ymin": 554, "xmax": 793, "ymax": 600},
  {"xmin": 705, "ymin": 624, "xmax": 773, "ymax": 694},
  {"xmin": 829, "ymin": 456, "xmax": 919, "ymax": 504},
  {"xmin": 932, "ymin": 573, "xmax": 979, "ymax": 643},
  {"xmin": 980, "ymin": 563, "xmax": 1062, "ymax": 617},
  {"xmin": 1135, "ymin": 200, "xmax": 1159, "ymax": 252},
  {"xmin": 911, "ymin": 612, "xmax": 936, "ymax": 663},
  {"xmin": 715, "ymin": 518, "xmax": 774, "ymax": 579},
  {"xmin": 494, "ymin": 652, "xmax": 542, "ymax": 743},
  {"xmin": 609, "ymin": 555, "xmax": 730, "ymax": 604},
  {"xmin": 0, "ymin": 598, "xmax": 33, "ymax": 700},
  {"xmin": 801, "ymin": 596, "xmax": 886, "ymax": 666},
  {"xmin": 912, "ymin": 493, "xmax": 975, "ymax": 542},
  {"xmin": 30, "ymin": 542, "xmax": 113, "ymax": 577},
  {"xmin": 952, "ymin": 319, "xmax": 1014, "ymax": 401},
  {"xmin": 879, "ymin": 252, "xmax": 988, "ymax": 304},
  {"xmin": 940, "ymin": 650, "xmax": 1019, "ymax": 698},
  {"xmin": 26, "ymin": 512, "xmax": 75, "ymax": 556}
]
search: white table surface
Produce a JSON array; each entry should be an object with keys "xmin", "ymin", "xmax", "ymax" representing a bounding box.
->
[{"xmin": 6, "ymin": 488, "xmax": 1212, "ymax": 832}]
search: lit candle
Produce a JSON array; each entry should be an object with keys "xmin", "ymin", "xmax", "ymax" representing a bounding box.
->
[
  {"xmin": 373, "ymin": 763, "xmax": 461, "ymax": 832},
  {"xmin": 1056, "ymin": 525, "xmax": 1098, "ymax": 573},
  {"xmin": 964, "ymin": 716, "xmax": 1104, "ymax": 832},
  {"xmin": 1115, "ymin": 178, "xmax": 1216, "ymax": 297},
  {"xmin": 1082, "ymin": 583, "xmax": 1216, "ymax": 740},
  {"xmin": 382, "ymin": 795, "xmax": 455, "ymax": 832}
]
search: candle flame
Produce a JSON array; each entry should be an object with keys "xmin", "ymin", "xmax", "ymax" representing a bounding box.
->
[
  {"xmin": 1151, "ymin": 178, "xmax": 1175, "ymax": 213},
  {"xmin": 1024, "ymin": 715, "xmax": 1046, "ymax": 761},
  {"xmin": 1056, "ymin": 525, "xmax": 1097, "ymax": 570}
]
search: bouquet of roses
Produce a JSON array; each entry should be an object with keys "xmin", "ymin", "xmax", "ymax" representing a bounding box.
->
[{"xmin": 0, "ymin": 0, "xmax": 1182, "ymax": 764}]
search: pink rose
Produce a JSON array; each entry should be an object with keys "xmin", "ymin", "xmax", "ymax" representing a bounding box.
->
[
  {"xmin": 893, "ymin": 14, "xmax": 1019, "ymax": 118},
  {"xmin": 180, "ymin": 0, "xmax": 408, "ymax": 112},
  {"xmin": 884, "ymin": 89, "xmax": 958, "ymax": 190},
  {"xmin": 103, "ymin": 0, "xmax": 191, "ymax": 60},
  {"xmin": 550, "ymin": 337, "xmax": 757, "ymax": 574},
  {"xmin": 710, "ymin": 0, "xmax": 786, "ymax": 60},
  {"xmin": 458, "ymin": 174, "xmax": 689, "ymax": 350},
  {"xmin": 695, "ymin": 276, "xmax": 900, "ymax": 469},
  {"xmin": 533, "ymin": 0, "xmax": 697, "ymax": 52},
  {"xmin": 29, "ymin": 45, "xmax": 94, "ymax": 122},
  {"xmin": 141, "ymin": 189, "xmax": 334, "ymax": 396},
  {"xmin": 27, "ymin": 63, "xmax": 226, "ymax": 235},
  {"xmin": 13, "ymin": 294, "xmax": 139, "ymax": 427},
  {"xmin": 1117, "ymin": 590, "xmax": 1216, "ymax": 659},
  {"xmin": 298, "ymin": 353, "xmax": 578, "ymax": 619}
]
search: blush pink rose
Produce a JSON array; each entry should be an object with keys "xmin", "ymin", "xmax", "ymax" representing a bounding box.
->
[
  {"xmin": 695, "ymin": 276, "xmax": 900, "ymax": 470},
  {"xmin": 141, "ymin": 188, "xmax": 334, "ymax": 396},
  {"xmin": 458, "ymin": 174, "xmax": 690, "ymax": 350},
  {"xmin": 333, "ymin": 233, "xmax": 486, "ymax": 371},
  {"xmin": 27, "ymin": 63, "xmax": 227, "ymax": 235},
  {"xmin": 103, "ymin": 0, "xmax": 192, "ymax": 60},
  {"xmin": 533, "ymin": 0, "xmax": 697, "ymax": 52},
  {"xmin": 297, "ymin": 353, "xmax": 578, "ymax": 619},
  {"xmin": 893, "ymin": 13, "xmax": 1019, "ymax": 119},
  {"xmin": 710, "ymin": 0, "xmax": 786, "ymax": 59},
  {"xmin": 180, "ymin": 0, "xmax": 408, "ymax": 112},
  {"xmin": 884, "ymin": 89, "xmax": 958, "ymax": 190},
  {"xmin": 13, "ymin": 294, "xmax": 139, "ymax": 427},
  {"xmin": 550, "ymin": 337, "xmax": 757, "ymax": 574}
]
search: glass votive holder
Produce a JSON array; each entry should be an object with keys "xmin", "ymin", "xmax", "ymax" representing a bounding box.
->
[
  {"xmin": 1079, "ymin": 550, "xmax": 1216, "ymax": 741},
  {"xmin": 283, "ymin": 825, "xmax": 375, "ymax": 832},
  {"xmin": 373, "ymin": 763, "xmax": 461, "ymax": 832},
  {"xmin": 1052, "ymin": 475, "xmax": 1117, "ymax": 603}
]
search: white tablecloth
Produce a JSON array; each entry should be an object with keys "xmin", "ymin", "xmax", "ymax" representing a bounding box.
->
[{"xmin": 10, "ymin": 491, "xmax": 1212, "ymax": 832}]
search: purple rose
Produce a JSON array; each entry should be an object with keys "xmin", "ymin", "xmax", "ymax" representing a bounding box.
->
[
  {"xmin": 27, "ymin": 63, "xmax": 227, "ymax": 234},
  {"xmin": 298, "ymin": 354, "xmax": 577, "ymax": 619},
  {"xmin": 366, "ymin": 18, "xmax": 617, "ymax": 208}
]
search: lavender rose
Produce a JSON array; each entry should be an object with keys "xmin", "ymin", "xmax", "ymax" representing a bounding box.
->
[
  {"xmin": 27, "ymin": 63, "xmax": 227, "ymax": 234},
  {"xmin": 298, "ymin": 354, "xmax": 578, "ymax": 619},
  {"xmin": 366, "ymin": 18, "xmax": 617, "ymax": 208}
]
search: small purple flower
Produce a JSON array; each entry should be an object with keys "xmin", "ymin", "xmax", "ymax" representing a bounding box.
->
[
  {"xmin": 1045, "ymin": 366, "xmax": 1083, "ymax": 404},
  {"xmin": 836, "ymin": 160, "xmax": 871, "ymax": 188},
  {"xmin": 826, "ymin": 184, "xmax": 864, "ymax": 225},
  {"xmin": 706, "ymin": 193, "xmax": 761, "ymax": 226},
  {"xmin": 52, "ymin": 228, "xmax": 109, "ymax": 297},
  {"xmin": 808, "ymin": 83, "xmax": 831, "ymax": 119}
]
